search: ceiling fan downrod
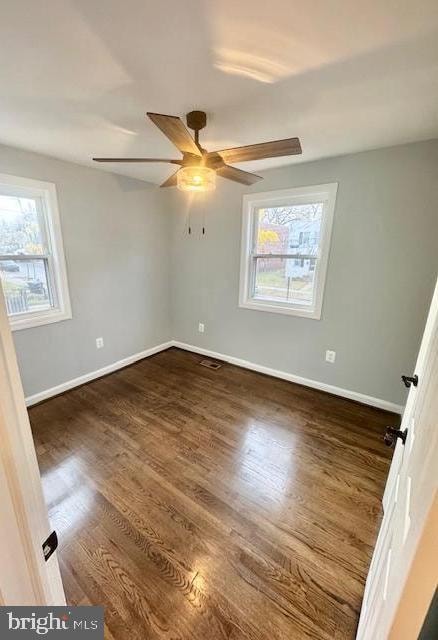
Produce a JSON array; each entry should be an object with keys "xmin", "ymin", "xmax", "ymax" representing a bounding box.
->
[{"xmin": 186, "ymin": 110, "xmax": 207, "ymax": 150}]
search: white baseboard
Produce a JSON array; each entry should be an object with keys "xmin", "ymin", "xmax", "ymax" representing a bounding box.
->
[
  {"xmin": 25, "ymin": 338, "xmax": 403, "ymax": 414},
  {"xmin": 171, "ymin": 340, "xmax": 404, "ymax": 414},
  {"xmin": 25, "ymin": 341, "xmax": 173, "ymax": 407}
]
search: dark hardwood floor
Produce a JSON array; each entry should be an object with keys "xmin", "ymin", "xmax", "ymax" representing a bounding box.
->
[{"xmin": 30, "ymin": 347, "xmax": 395, "ymax": 640}]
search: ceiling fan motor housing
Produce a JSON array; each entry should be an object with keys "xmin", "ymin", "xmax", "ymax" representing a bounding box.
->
[{"xmin": 186, "ymin": 110, "xmax": 207, "ymax": 132}]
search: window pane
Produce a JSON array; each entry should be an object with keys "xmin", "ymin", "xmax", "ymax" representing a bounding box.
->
[
  {"xmin": 255, "ymin": 203, "xmax": 323, "ymax": 256},
  {"xmin": 0, "ymin": 195, "xmax": 45, "ymax": 255},
  {"xmin": 253, "ymin": 257, "xmax": 317, "ymax": 305},
  {"xmin": 0, "ymin": 258, "xmax": 53, "ymax": 316}
]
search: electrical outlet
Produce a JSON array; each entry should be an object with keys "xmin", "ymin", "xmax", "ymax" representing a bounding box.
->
[
  {"xmin": 325, "ymin": 350, "xmax": 336, "ymax": 363},
  {"xmin": 198, "ymin": 323, "xmax": 205, "ymax": 333},
  {"xmin": 96, "ymin": 337, "xmax": 104, "ymax": 349}
]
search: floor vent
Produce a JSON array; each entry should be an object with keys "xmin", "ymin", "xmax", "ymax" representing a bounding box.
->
[{"xmin": 199, "ymin": 359, "xmax": 222, "ymax": 370}]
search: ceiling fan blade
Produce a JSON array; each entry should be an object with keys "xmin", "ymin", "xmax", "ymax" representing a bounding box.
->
[
  {"xmin": 216, "ymin": 165, "xmax": 263, "ymax": 185},
  {"xmin": 214, "ymin": 137, "xmax": 302, "ymax": 164},
  {"xmin": 93, "ymin": 157, "xmax": 181, "ymax": 163},
  {"xmin": 160, "ymin": 170, "xmax": 180, "ymax": 188},
  {"xmin": 147, "ymin": 113, "xmax": 201, "ymax": 156}
]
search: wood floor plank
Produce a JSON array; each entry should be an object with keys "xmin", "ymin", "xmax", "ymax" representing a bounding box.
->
[{"xmin": 30, "ymin": 347, "xmax": 395, "ymax": 639}]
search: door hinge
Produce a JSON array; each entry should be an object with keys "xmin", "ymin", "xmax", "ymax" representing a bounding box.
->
[{"xmin": 42, "ymin": 530, "xmax": 58, "ymax": 562}]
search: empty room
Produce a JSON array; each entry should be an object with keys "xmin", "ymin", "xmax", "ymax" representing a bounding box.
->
[{"xmin": 0, "ymin": 2, "xmax": 437, "ymax": 639}]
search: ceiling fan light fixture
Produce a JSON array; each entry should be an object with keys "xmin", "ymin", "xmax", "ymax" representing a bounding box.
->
[{"xmin": 177, "ymin": 165, "xmax": 216, "ymax": 192}]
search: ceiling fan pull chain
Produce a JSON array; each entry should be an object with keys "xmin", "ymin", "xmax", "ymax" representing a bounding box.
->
[{"xmin": 184, "ymin": 209, "xmax": 191, "ymax": 235}]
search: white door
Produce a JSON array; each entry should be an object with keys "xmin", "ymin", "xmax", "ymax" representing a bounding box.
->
[
  {"xmin": 0, "ymin": 282, "xmax": 65, "ymax": 605},
  {"xmin": 357, "ymin": 276, "xmax": 438, "ymax": 640}
]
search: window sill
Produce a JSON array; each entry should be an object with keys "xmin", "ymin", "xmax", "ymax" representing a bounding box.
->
[
  {"xmin": 239, "ymin": 299, "xmax": 322, "ymax": 319},
  {"xmin": 10, "ymin": 308, "xmax": 72, "ymax": 331}
]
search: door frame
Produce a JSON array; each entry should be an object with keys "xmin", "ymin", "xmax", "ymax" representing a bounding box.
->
[{"xmin": 0, "ymin": 283, "xmax": 65, "ymax": 605}]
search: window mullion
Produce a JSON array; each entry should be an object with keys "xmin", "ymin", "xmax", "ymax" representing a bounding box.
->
[
  {"xmin": 252, "ymin": 253, "xmax": 317, "ymax": 260},
  {"xmin": 0, "ymin": 254, "xmax": 51, "ymax": 261}
]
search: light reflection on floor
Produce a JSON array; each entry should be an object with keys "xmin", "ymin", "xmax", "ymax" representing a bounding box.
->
[
  {"xmin": 41, "ymin": 454, "xmax": 96, "ymax": 546},
  {"xmin": 234, "ymin": 422, "xmax": 296, "ymax": 509}
]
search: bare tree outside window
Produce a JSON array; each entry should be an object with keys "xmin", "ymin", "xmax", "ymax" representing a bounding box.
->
[
  {"xmin": 0, "ymin": 195, "xmax": 52, "ymax": 316},
  {"xmin": 254, "ymin": 203, "xmax": 323, "ymax": 305}
]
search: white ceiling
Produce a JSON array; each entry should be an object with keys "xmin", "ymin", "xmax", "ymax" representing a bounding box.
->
[{"xmin": 1, "ymin": 0, "xmax": 438, "ymax": 184}]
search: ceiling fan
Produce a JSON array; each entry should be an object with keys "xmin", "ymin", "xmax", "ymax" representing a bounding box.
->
[{"xmin": 93, "ymin": 111, "xmax": 302, "ymax": 192}]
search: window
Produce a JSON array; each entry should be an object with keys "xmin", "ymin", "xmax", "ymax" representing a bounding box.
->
[
  {"xmin": 239, "ymin": 183, "xmax": 337, "ymax": 319},
  {"xmin": 0, "ymin": 174, "xmax": 71, "ymax": 330}
]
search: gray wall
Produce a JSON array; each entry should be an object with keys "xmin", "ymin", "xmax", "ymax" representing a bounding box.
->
[
  {"xmin": 0, "ymin": 144, "xmax": 171, "ymax": 397},
  {"xmin": 169, "ymin": 140, "xmax": 438, "ymax": 406}
]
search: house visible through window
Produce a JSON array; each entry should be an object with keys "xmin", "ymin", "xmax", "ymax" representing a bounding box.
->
[
  {"xmin": 0, "ymin": 174, "xmax": 71, "ymax": 330},
  {"xmin": 239, "ymin": 183, "xmax": 338, "ymax": 319}
]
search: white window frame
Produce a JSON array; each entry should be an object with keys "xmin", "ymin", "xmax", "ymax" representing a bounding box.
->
[
  {"xmin": 0, "ymin": 173, "xmax": 72, "ymax": 331},
  {"xmin": 239, "ymin": 183, "xmax": 338, "ymax": 319}
]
